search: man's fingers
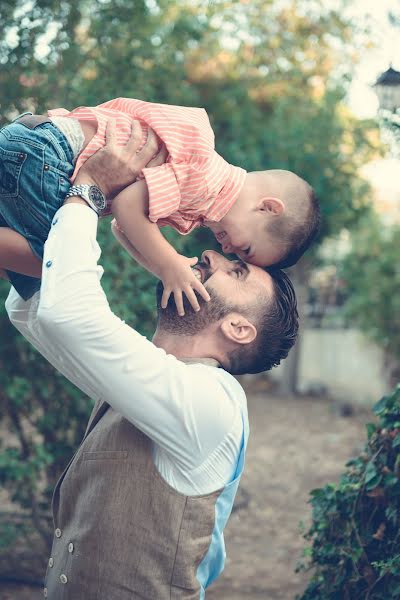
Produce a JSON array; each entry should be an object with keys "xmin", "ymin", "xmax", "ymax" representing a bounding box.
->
[
  {"xmin": 185, "ymin": 287, "xmax": 200, "ymax": 312},
  {"xmin": 134, "ymin": 128, "xmax": 160, "ymax": 165},
  {"xmin": 126, "ymin": 120, "xmax": 143, "ymax": 154},
  {"xmin": 105, "ymin": 119, "xmax": 117, "ymax": 146},
  {"xmin": 145, "ymin": 128, "xmax": 161, "ymax": 154},
  {"xmin": 146, "ymin": 143, "xmax": 168, "ymax": 169},
  {"xmin": 193, "ymin": 280, "xmax": 211, "ymax": 303}
]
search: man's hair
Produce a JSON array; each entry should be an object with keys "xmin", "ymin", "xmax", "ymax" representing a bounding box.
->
[
  {"xmin": 270, "ymin": 186, "xmax": 321, "ymax": 270},
  {"xmin": 227, "ymin": 268, "xmax": 299, "ymax": 375}
]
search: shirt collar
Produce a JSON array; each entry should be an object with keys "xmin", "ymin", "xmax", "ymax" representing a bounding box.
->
[{"xmin": 180, "ymin": 357, "xmax": 221, "ymax": 368}]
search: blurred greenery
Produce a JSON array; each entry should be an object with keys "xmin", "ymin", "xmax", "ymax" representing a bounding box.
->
[
  {"xmin": 340, "ymin": 212, "xmax": 400, "ymax": 380},
  {"xmin": 0, "ymin": 0, "xmax": 380, "ymax": 566}
]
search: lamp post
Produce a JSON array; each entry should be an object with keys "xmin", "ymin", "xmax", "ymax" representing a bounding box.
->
[
  {"xmin": 373, "ymin": 66, "xmax": 400, "ymax": 155},
  {"xmin": 374, "ymin": 66, "xmax": 400, "ymax": 112}
]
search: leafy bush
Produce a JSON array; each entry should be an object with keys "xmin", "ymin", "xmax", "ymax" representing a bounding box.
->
[
  {"xmin": 297, "ymin": 386, "xmax": 400, "ymax": 600},
  {"xmin": 341, "ymin": 214, "xmax": 400, "ymax": 367}
]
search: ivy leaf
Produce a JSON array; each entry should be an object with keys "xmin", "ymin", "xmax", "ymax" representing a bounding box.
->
[
  {"xmin": 384, "ymin": 474, "xmax": 398, "ymax": 487},
  {"xmin": 373, "ymin": 396, "xmax": 389, "ymax": 416},
  {"xmin": 366, "ymin": 423, "xmax": 377, "ymax": 440},
  {"xmin": 392, "ymin": 433, "xmax": 400, "ymax": 448},
  {"xmin": 364, "ymin": 461, "xmax": 378, "ymax": 484},
  {"xmin": 365, "ymin": 474, "xmax": 383, "ymax": 491}
]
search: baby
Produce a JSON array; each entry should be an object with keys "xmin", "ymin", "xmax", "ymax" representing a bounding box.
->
[{"xmin": 0, "ymin": 98, "xmax": 320, "ymax": 315}]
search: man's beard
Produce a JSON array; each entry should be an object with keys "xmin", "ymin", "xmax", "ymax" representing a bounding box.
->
[{"xmin": 155, "ymin": 261, "xmax": 234, "ymax": 335}]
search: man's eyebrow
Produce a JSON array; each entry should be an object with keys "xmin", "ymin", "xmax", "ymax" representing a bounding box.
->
[{"xmin": 234, "ymin": 259, "xmax": 250, "ymax": 278}]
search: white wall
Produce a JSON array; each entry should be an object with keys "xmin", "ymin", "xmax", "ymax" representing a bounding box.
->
[{"xmin": 271, "ymin": 328, "xmax": 389, "ymax": 405}]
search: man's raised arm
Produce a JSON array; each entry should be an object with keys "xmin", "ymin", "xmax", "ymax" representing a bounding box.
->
[
  {"xmin": 7, "ymin": 121, "xmax": 234, "ymax": 468},
  {"xmin": 5, "ymin": 122, "xmax": 165, "ymax": 400}
]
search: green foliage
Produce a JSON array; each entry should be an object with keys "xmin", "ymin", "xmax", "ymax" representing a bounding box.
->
[
  {"xmin": 297, "ymin": 387, "xmax": 400, "ymax": 600},
  {"xmin": 340, "ymin": 213, "xmax": 400, "ymax": 361},
  {"xmin": 0, "ymin": 0, "xmax": 379, "ymax": 559},
  {"xmin": 248, "ymin": 94, "xmax": 373, "ymax": 239}
]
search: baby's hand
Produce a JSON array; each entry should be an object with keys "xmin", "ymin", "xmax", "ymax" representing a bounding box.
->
[{"xmin": 160, "ymin": 255, "xmax": 211, "ymax": 316}]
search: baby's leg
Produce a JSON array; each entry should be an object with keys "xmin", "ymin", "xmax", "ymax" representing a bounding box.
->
[{"xmin": 0, "ymin": 227, "xmax": 42, "ymax": 278}]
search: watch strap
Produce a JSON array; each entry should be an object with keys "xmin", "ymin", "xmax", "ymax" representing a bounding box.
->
[{"xmin": 65, "ymin": 184, "xmax": 106, "ymax": 216}]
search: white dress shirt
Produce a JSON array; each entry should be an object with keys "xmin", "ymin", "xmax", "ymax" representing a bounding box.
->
[{"xmin": 6, "ymin": 204, "xmax": 247, "ymax": 495}]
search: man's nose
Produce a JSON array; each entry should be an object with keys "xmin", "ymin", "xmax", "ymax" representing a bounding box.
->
[{"xmin": 201, "ymin": 250, "xmax": 227, "ymax": 269}]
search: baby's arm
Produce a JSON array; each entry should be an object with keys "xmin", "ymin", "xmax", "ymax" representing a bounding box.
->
[
  {"xmin": 0, "ymin": 227, "xmax": 42, "ymax": 278},
  {"xmin": 111, "ymin": 218, "xmax": 154, "ymax": 273},
  {"xmin": 111, "ymin": 179, "xmax": 210, "ymax": 316}
]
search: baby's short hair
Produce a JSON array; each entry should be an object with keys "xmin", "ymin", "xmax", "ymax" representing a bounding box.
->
[{"xmin": 268, "ymin": 176, "xmax": 321, "ymax": 269}]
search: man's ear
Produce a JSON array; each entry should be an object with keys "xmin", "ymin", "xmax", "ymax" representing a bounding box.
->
[
  {"xmin": 257, "ymin": 196, "xmax": 285, "ymax": 216},
  {"xmin": 220, "ymin": 313, "xmax": 257, "ymax": 346}
]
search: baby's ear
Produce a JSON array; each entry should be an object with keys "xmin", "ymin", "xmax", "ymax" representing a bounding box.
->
[{"xmin": 258, "ymin": 196, "xmax": 285, "ymax": 216}]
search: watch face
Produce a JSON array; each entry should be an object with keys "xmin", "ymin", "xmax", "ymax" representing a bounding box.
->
[{"xmin": 89, "ymin": 186, "xmax": 106, "ymax": 210}]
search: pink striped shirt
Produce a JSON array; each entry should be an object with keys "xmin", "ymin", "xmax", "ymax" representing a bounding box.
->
[{"xmin": 48, "ymin": 98, "xmax": 246, "ymax": 234}]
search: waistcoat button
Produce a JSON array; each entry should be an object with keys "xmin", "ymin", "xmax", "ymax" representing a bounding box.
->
[
  {"xmin": 60, "ymin": 573, "xmax": 68, "ymax": 584},
  {"xmin": 55, "ymin": 528, "xmax": 62, "ymax": 538},
  {"xmin": 68, "ymin": 542, "xmax": 74, "ymax": 553},
  {"xmin": 48, "ymin": 557, "xmax": 54, "ymax": 567},
  {"xmin": 43, "ymin": 587, "xmax": 48, "ymax": 598}
]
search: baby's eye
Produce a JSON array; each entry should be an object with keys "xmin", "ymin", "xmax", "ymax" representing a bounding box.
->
[{"xmin": 243, "ymin": 247, "xmax": 251, "ymax": 255}]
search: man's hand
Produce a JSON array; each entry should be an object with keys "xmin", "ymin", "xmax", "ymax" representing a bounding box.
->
[
  {"xmin": 160, "ymin": 254, "xmax": 211, "ymax": 317},
  {"xmin": 74, "ymin": 119, "xmax": 167, "ymax": 199}
]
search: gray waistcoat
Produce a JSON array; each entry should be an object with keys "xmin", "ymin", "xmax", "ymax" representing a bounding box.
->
[{"xmin": 44, "ymin": 361, "xmax": 238, "ymax": 599}]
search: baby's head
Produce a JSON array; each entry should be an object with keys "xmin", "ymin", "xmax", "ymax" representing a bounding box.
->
[{"xmin": 210, "ymin": 169, "xmax": 320, "ymax": 268}]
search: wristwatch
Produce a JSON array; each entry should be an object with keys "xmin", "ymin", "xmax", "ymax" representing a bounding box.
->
[{"xmin": 65, "ymin": 184, "xmax": 107, "ymax": 216}]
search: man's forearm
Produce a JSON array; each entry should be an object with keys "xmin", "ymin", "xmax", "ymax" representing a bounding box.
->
[{"xmin": 32, "ymin": 203, "xmax": 201, "ymax": 458}]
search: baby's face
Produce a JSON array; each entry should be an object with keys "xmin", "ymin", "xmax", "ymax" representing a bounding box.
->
[{"xmin": 208, "ymin": 218, "xmax": 283, "ymax": 267}]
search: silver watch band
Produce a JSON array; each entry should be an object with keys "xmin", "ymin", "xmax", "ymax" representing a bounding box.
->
[{"xmin": 65, "ymin": 184, "xmax": 104, "ymax": 216}]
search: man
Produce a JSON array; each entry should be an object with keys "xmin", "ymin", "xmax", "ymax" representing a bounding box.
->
[{"xmin": 5, "ymin": 128, "xmax": 298, "ymax": 599}]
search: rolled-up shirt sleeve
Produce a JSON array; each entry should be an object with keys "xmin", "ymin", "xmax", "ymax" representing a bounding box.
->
[
  {"xmin": 142, "ymin": 158, "xmax": 210, "ymax": 233},
  {"xmin": 142, "ymin": 162, "xmax": 182, "ymax": 223}
]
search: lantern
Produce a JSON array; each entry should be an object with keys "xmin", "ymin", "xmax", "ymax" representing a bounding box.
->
[{"xmin": 373, "ymin": 66, "xmax": 400, "ymax": 113}]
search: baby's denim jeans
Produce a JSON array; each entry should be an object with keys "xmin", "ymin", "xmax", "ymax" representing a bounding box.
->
[{"xmin": 0, "ymin": 116, "xmax": 74, "ymax": 299}]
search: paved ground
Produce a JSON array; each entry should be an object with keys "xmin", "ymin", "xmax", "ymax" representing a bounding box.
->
[{"xmin": 0, "ymin": 382, "xmax": 369, "ymax": 600}]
